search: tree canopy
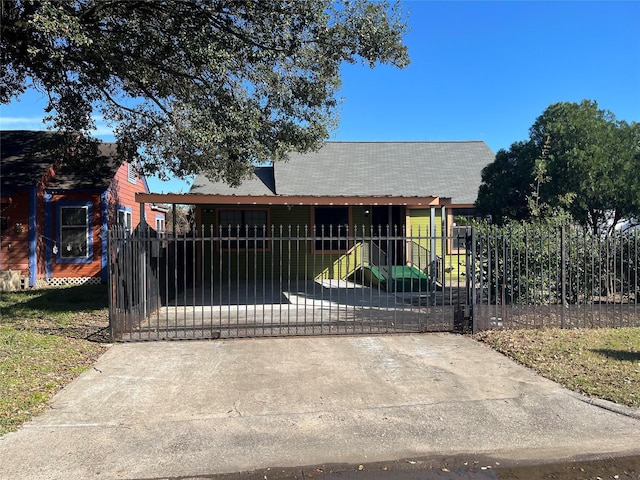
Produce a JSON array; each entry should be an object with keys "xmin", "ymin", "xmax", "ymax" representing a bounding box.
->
[
  {"xmin": 476, "ymin": 100, "xmax": 640, "ymax": 233},
  {"xmin": 1, "ymin": 0, "xmax": 409, "ymax": 185}
]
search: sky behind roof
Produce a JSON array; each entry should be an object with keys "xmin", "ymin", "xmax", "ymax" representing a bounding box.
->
[{"xmin": 1, "ymin": 1, "xmax": 639, "ymax": 194}]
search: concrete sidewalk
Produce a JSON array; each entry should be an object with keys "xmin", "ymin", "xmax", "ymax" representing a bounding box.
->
[{"xmin": 1, "ymin": 333, "xmax": 640, "ymax": 479}]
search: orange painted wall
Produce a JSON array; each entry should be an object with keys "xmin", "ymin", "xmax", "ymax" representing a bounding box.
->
[
  {"xmin": 0, "ymin": 190, "xmax": 31, "ymax": 276},
  {"xmin": 109, "ymin": 161, "xmax": 160, "ymax": 230}
]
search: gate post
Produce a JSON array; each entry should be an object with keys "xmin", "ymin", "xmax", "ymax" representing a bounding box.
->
[
  {"xmin": 107, "ymin": 229, "xmax": 115, "ymax": 342},
  {"xmin": 470, "ymin": 226, "xmax": 477, "ymax": 334},
  {"xmin": 140, "ymin": 202, "xmax": 148, "ymax": 320},
  {"xmin": 561, "ymin": 224, "xmax": 566, "ymax": 329}
]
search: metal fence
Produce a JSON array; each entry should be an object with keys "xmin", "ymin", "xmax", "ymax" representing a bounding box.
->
[
  {"xmin": 108, "ymin": 224, "xmax": 640, "ymax": 341},
  {"xmin": 108, "ymin": 225, "xmax": 470, "ymax": 341},
  {"xmin": 472, "ymin": 224, "xmax": 639, "ymax": 330}
]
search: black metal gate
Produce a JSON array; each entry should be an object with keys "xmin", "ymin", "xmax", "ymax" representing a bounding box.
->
[{"xmin": 108, "ymin": 226, "xmax": 472, "ymax": 341}]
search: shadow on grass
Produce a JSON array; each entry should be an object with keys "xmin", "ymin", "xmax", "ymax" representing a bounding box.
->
[
  {"xmin": 0, "ymin": 284, "xmax": 110, "ymax": 343},
  {"xmin": 0, "ymin": 284, "xmax": 108, "ymax": 313},
  {"xmin": 591, "ymin": 349, "xmax": 640, "ymax": 362}
]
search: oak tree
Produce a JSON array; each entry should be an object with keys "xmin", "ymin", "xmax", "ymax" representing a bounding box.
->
[{"xmin": 1, "ymin": 0, "xmax": 409, "ymax": 184}]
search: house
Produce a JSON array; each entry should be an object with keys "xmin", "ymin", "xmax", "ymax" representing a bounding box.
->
[
  {"xmin": 0, "ymin": 130, "xmax": 166, "ymax": 290},
  {"xmin": 135, "ymin": 141, "xmax": 494, "ymax": 286}
]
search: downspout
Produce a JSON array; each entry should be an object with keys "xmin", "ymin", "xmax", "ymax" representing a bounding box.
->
[
  {"xmin": 28, "ymin": 186, "xmax": 37, "ymax": 287},
  {"xmin": 441, "ymin": 204, "xmax": 447, "ymax": 281}
]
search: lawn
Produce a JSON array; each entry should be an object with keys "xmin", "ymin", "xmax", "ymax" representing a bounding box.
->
[
  {"xmin": 0, "ymin": 285, "xmax": 110, "ymax": 435},
  {"xmin": 476, "ymin": 327, "xmax": 640, "ymax": 408}
]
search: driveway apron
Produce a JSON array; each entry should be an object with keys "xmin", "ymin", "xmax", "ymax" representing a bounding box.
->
[{"xmin": 1, "ymin": 333, "xmax": 639, "ymax": 479}]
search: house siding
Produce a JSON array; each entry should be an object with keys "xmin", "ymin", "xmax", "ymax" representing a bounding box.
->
[
  {"xmin": 1, "ymin": 162, "xmax": 161, "ymax": 288},
  {"xmin": 47, "ymin": 192, "xmax": 103, "ymax": 280},
  {"xmin": 109, "ymin": 161, "xmax": 157, "ymax": 230},
  {"xmin": 0, "ymin": 189, "xmax": 31, "ymax": 278}
]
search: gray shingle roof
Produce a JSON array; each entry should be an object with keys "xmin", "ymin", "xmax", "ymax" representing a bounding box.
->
[
  {"xmin": 1, "ymin": 130, "xmax": 122, "ymax": 192},
  {"xmin": 191, "ymin": 141, "xmax": 495, "ymax": 205}
]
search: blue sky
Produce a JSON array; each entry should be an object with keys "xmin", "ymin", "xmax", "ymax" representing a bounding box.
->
[{"xmin": 2, "ymin": 1, "xmax": 639, "ymax": 193}]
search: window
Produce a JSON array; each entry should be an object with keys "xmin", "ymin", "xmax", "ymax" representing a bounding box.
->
[
  {"xmin": 155, "ymin": 216, "xmax": 165, "ymax": 234},
  {"xmin": 117, "ymin": 208, "xmax": 132, "ymax": 233},
  {"xmin": 314, "ymin": 206, "xmax": 349, "ymax": 251},
  {"xmin": 218, "ymin": 209, "xmax": 268, "ymax": 249},
  {"xmin": 59, "ymin": 204, "xmax": 91, "ymax": 261}
]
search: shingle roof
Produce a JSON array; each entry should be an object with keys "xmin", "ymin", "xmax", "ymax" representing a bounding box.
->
[
  {"xmin": 189, "ymin": 166, "xmax": 276, "ymax": 196},
  {"xmin": 190, "ymin": 141, "xmax": 494, "ymax": 205},
  {"xmin": 1, "ymin": 130, "xmax": 122, "ymax": 192}
]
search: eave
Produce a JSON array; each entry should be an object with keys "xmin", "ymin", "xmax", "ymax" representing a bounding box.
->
[{"xmin": 136, "ymin": 193, "xmax": 452, "ymax": 207}]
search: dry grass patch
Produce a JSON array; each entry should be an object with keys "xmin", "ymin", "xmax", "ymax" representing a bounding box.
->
[{"xmin": 476, "ymin": 327, "xmax": 640, "ymax": 408}]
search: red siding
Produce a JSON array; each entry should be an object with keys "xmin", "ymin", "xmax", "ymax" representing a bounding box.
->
[
  {"xmin": 109, "ymin": 162, "xmax": 159, "ymax": 230},
  {"xmin": 0, "ymin": 190, "xmax": 31, "ymax": 277}
]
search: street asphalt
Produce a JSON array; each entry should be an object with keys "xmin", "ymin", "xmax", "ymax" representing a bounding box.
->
[{"xmin": 1, "ymin": 333, "xmax": 639, "ymax": 479}]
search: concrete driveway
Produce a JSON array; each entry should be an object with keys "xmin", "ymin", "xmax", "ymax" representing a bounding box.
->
[{"xmin": 1, "ymin": 333, "xmax": 640, "ymax": 479}]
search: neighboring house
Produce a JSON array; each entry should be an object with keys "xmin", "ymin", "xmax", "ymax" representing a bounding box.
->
[
  {"xmin": 137, "ymin": 141, "xmax": 494, "ymax": 284},
  {"xmin": 0, "ymin": 130, "xmax": 166, "ymax": 290}
]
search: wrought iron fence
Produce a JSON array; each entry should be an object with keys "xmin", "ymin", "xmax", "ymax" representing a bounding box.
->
[
  {"xmin": 108, "ymin": 223, "xmax": 640, "ymax": 341},
  {"xmin": 108, "ymin": 225, "xmax": 467, "ymax": 341},
  {"xmin": 471, "ymin": 224, "xmax": 639, "ymax": 330}
]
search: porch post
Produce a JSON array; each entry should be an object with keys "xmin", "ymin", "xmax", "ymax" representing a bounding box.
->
[
  {"xmin": 428, "ymin": 206, "xmax": 437, "ymax": 305},
  {"xmin": 172, "ymin": 204, "xmax": 177, "ymax": 236},
  {"xmin": 429, "ymin": 206, "xmax": 436, "ymax": 263},
  {"xmin": 44, "ymin": 192, "xmax": 52, "ymax": 279}
]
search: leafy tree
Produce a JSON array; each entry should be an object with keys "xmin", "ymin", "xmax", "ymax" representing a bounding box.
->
[
  {"xmin": 475, "ymin": 140, "xmax": 538, "ymax": 225},
  {"xmin": 1, "ymin": 0, "xmax": 409, "ymax": 185},
  {"xmin": 476, "ymin": 100, "xmax": 640, "ymax": 233}
]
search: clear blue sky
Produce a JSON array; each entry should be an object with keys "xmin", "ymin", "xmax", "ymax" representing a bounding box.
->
[{"xmin": 2, "ymin": 1, "xmax": 639, "ymax": 193}]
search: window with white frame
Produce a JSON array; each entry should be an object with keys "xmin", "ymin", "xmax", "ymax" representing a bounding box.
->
[
  {"xmin": 117, "ymin": 208, "xmax": 132, "ymax": 232},
  {"xmin": 155, "ymin": 216, "xmax": 165, "ymax": 234},
  {"xmin": 218, "ymin": 209, "xmax": 268, "ymax": 249},
  {"xmin": 59, "ymin": 204, "xmax": 90, "ymax": 259}
]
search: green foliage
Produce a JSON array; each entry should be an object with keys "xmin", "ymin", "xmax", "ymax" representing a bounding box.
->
[
  {"xmin": 476, "ymin": 100, "xmax": 640, "ymax": 233},
  {"xmin": 472, "ymin": 223, "xmax": 640, "ymax": 307},
  {"xmin": 1, "ymin": 0, "xmax": 409, "ymax": 184}
]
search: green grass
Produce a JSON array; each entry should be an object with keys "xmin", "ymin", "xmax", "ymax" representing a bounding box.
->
[
  {"xmin": 0, "ymin": 285, "xmax": 109, "ymax": 435},
  {"xmin": 476, "ymin": 327, "xmax": 640, "ymax": 408}
]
